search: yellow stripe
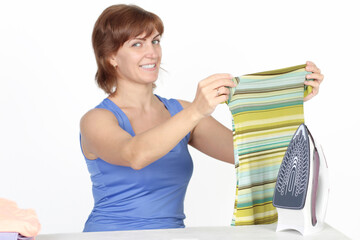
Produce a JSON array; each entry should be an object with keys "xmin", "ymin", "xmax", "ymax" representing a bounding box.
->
[
  {"xmin": 234, "ymin": 120, "xmax": 303, "ymax": 133},
  {"xmin": 242, "ymin": 67, "xmax": 305, "ymax": 79},
  {"xmin": 233, "ymin": 105, "xmax": 304, "ymax": 123},
  {"xmin": 234, "ymin": 203, "xmax": 277, "ymax": 217},
  {"xmin": 237, "ymin": 182, "xmax": 276, "ymax": 194}
]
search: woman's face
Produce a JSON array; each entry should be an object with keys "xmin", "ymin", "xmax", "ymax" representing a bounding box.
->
[{"xmin": 111, "ymin": 30, "xmax": 162, "ymax": 85}]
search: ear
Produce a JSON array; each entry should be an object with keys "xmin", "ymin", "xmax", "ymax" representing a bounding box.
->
[{"xmin": 108, "ymin": 55, "xmax": 117, "ymax": 68}]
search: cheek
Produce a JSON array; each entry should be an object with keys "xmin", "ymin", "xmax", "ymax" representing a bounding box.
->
[
  {"xmin": 118, "ymin": 55, "xmax": 138, "ymax": 70},
  {"xmin": 158, "ymin": 48, "xmax": 162, "ymax": 60},
  {"xmin": 116, "ymin": 61, "xmax": 135, "ymax": 78}
]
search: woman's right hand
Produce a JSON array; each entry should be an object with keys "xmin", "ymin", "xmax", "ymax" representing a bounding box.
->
[{"xmin": 190, "ymin": 73, "xmax": 236, "ymax": 118}]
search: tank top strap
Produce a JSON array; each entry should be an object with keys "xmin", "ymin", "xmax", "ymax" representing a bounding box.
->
[
  {"xmin": 95, "ymin": 98, "xmax": 131, "ymax": 134},
  {"xmin": 155, "ymin": 95, "xmax": 191, "ymax": 143},
  {"xmin": 154, "ymin": 94, "xmax": 184, "ymax": 116}
]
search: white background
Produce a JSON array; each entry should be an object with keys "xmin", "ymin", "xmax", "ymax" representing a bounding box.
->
[{"xmin": 0, "ymin": 0, "xmax": 359, "ymax": 239}]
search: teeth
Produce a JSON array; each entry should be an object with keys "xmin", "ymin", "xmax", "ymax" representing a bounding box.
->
[{"xmin": 141, "ymin": 64, "xmax": 155, "ymax": 69}]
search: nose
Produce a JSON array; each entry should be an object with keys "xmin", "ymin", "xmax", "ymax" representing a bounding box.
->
[{"xmin": 144, "ymin": 43, "xmax": 160, "ymax": 59}]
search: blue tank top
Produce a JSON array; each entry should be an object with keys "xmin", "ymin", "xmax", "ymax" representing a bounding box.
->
[{"xmin": 81, "ymin": 95, "xmax": 193, "ymax": 232}]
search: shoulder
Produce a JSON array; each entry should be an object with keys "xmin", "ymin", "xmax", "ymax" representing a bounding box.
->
[
  {"xmin": 80, "ymin": 108, "xmax": 117, "ymax": 131},
  {"xmin": 81, "ymin": 108, "xmax": 116, "ymax": 122}
]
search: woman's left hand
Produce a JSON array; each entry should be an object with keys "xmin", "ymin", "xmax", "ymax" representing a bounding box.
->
[{"xmin": 304, "ymin": 61, "xmax": 324, "ymax": 102}]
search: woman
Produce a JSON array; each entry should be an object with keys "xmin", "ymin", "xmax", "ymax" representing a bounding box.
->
[{"xmin": 80, "ymin": 4, "xmax": 324, "ymax": 232}]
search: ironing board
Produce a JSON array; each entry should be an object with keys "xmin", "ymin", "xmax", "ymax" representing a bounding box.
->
[{"xmin": 227, "ymin": 64, "xmax": 312, "ymax": 225}]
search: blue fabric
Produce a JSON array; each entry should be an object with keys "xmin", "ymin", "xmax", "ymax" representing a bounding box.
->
[{"xmin": 81, "ymin": 95, "xmax": 193, "ymax": 232}]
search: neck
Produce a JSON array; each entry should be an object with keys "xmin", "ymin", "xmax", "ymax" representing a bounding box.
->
[{"xmin": 109, "ymin": 80, "xmax": 156, "ymax": 110}]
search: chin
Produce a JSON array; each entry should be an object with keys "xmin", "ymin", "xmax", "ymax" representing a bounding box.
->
[{"xmin": 142, "ymin": 75, "xmax": 159, "ymax": 83}]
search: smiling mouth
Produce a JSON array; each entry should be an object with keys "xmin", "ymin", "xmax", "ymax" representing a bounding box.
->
[{"xmin": 140, "ymin": 64, "xmax": 156, "ymax": 69}]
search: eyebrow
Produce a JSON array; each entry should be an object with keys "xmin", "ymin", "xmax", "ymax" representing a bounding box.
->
[{"xmin": 133, "ymin": 34, "xmax": 161, "ymax": 41}]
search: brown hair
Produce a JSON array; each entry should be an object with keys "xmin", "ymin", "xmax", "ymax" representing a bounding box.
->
[{"xmin": 92, "ymin": 4, "xmax": 164, "ymax": 94}]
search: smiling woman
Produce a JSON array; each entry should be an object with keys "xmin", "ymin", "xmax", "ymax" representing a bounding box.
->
[
  {"xmin": 92, "ymin": 4, "xmax": 164, "ymax": 94},
  {"xmin": 80, "ymin": 4, "xmax": 236, "ymax": 232}
]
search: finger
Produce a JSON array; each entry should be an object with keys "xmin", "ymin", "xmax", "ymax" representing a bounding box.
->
[
  {"xmin": 303, "ymin": 92, "xmax": 315, "ymax": 102},
  {"xmin": 306, "ymin": 61, "xmax": 316, "ymax": 66},
  {"xmin": 199, "ymin": 79, "xmax": 235, "ymax": 95},
  {"xmin": 209, "ymin": 79, "xmax": 237, "ymax": 91},
  {"xmin": 214, "ymin": 94, "xmax": 230, "ymax": 104},
  {"xmin": 306, "ymin": 64, "xmax": 320, "ymax": 74},
  {"xmin": 216, "ymin": 86, "xmax": 231, "ymax": 96},
  {"xmin": 303, "ymin": 79, "xmax": 319, "ymax": 102},
  {"xmin": 304, "ymin": 81, "xmax": 319, "ymax": 97},
  {"xmin": 198, "ymin": 74, "xmax": 234, "ymax": 91},
  {"xmin": 306, "ymin": 61, "xmax": 321, "ymax": 73},
  {"xmin": 306, "ymin": 60, "xmax": 318, "ymax": 69},
  {"xmin": 304, "ymin": 79, "xmax": 320, "ymax": 89},
  {"xmin": 306, "ymin": 73, "xmax": 324, "ymax": 83},
  {"xmin": 202, "ymin": 73, "xmax": 233, "ymax": 84}
]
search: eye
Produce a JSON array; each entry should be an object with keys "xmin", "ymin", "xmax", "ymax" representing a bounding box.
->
[
  {"xmin": 132, "ymin": 42, "xmax": 142, "ymax": 47},
  {"xmin": 152, "ymin": 39, "xmax": 160, "ymax": 45}
]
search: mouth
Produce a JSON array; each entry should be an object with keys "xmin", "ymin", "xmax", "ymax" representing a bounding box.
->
[{"xmin": 140, "ymin": 63, "xmax": 157, "ymax": 70}]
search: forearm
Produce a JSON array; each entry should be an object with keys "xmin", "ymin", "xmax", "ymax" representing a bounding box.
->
[
  {"xmin": 126, "ymin": 105, "xmax": 202, "ymax": 169},
  {"xmin": 189, "ymin": 116, "xmax": 235, "ymax": 165}
]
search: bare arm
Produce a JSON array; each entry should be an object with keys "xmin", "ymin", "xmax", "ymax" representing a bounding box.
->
[
  {"xmin": 80, "ymin": 74, "xmax": 236, "ymax": 170},
  {"xmin": 80, "ymin": 105, "xmax": 203, "ymax": 170},
  {"xmin": 179, "ymin": 100, "xmax": 234, "ymax": 164}
]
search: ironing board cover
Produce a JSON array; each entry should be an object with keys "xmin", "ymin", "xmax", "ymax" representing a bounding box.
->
[{"xmin": 227, "ymin": 64, "xmax": 312, "ymax": 225}]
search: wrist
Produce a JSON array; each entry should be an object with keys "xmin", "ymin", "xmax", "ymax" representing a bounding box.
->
[{"xmin": 186, "ymin": 104, "xmax": 205, "ymax": 124}]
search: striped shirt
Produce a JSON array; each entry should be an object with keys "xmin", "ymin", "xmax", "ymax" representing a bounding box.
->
[{"xmin": 227, "ymin": 64, "xmax": 312, "ymax": 225}]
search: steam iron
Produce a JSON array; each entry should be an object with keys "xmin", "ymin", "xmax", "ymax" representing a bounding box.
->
[{"xmin": 273, "ymin": 124, "xmax": 329, "ymax": 235}]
